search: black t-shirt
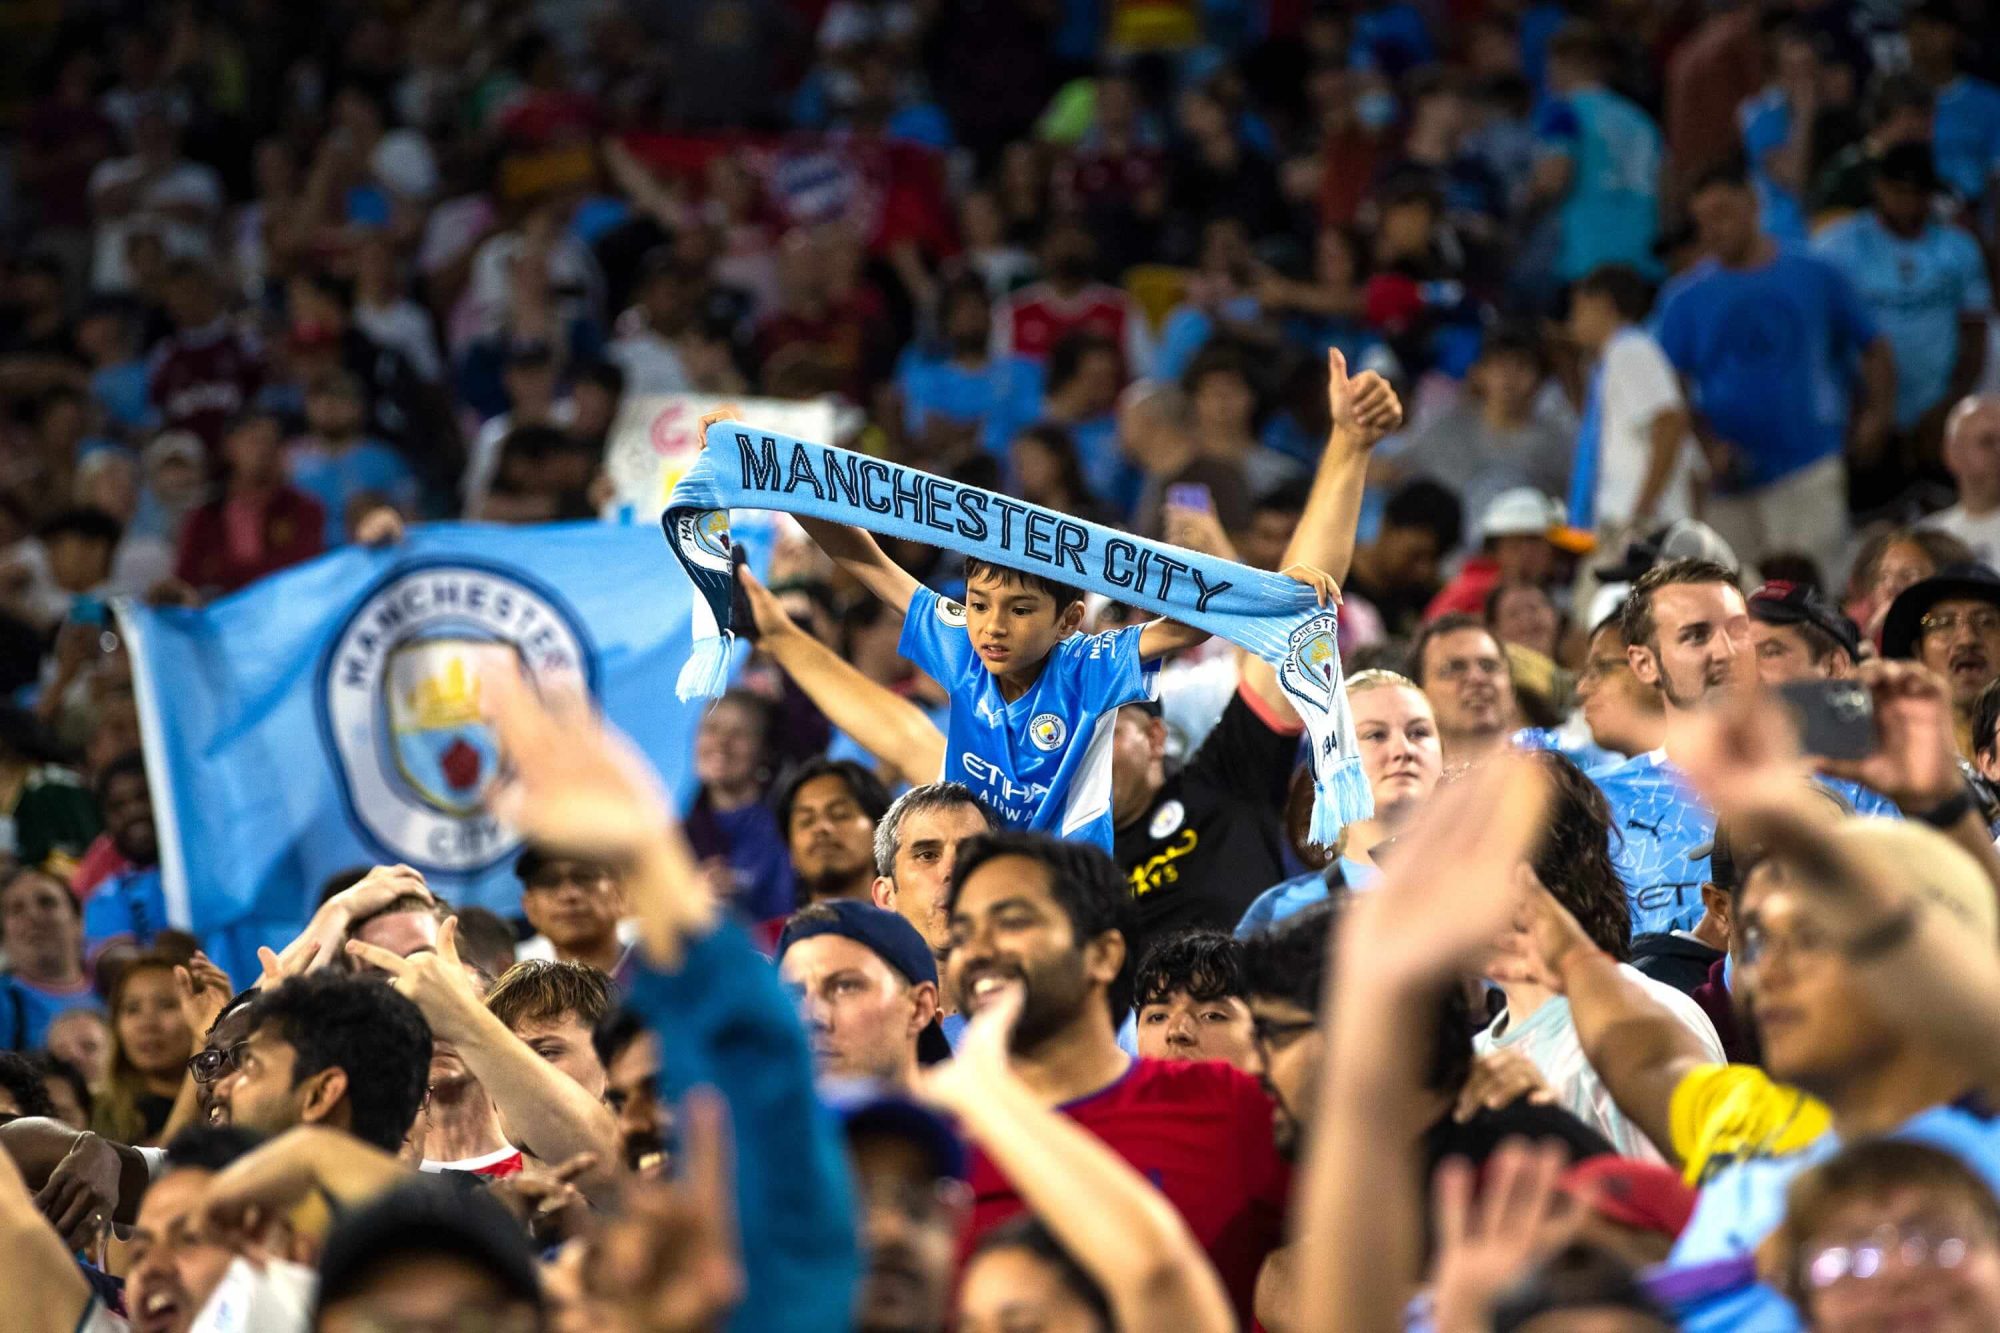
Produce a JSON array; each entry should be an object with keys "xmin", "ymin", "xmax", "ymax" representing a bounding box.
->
[{"xmin": 1115, "ymin": 687, "xmax": 1301, "ymax": 960}]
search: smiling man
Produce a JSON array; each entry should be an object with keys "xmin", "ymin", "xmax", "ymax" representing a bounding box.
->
[
  {"xmin": 1881, "ymin": 561, "xmax": 2000, "ymax": 758},
  {"xmin": 942, "ymin": 829, "xmax": 1288, "ymax": 1327}
]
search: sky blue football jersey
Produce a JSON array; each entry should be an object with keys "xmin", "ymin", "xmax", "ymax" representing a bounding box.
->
[
  {"xmin": 1594, "ymin": 750, "xmax": 1898, "ymax": 936},
  {"xmin": 900, "ymin": 585, "xmax": 1155, "ymax": 851}
]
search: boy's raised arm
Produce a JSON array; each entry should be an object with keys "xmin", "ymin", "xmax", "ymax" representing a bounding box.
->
[
  {"xmin": 697, "ymin": 405, "xmax": 922, "ymax": 615},
  {"xmin": 793, "ymin": 515, "xmax": 923, "ymax": 616}
]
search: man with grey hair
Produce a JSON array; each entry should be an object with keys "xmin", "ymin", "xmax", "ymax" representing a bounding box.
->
[
  {"xmin": 1930, "ymin": 394, "xmax": 2000, "ymax": 564},
  {"xmin": 869, "ymin": 781, "xmax": 995, "ymax": 959}
]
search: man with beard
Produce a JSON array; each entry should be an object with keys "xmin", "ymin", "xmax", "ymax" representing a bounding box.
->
[
  {"xmin": 1596, "ymin": 559, "xmax": 1897, "ymax": 935},
  {"xmin": 593, "ymin": 1007, "xmax": 669, "ymax": 1177},
  {"xmin": 832, "ymin": 1084, "xmax": 967, "ymax": 1333},
  {"xmin": 222, "ymin": 972, "xmax": 431, "ymax": 1153},
  {"xmin": 942, "ymin": 829, "xmax": 1288, "ymax": 1326},
  {"xmin": 80, "ymin": 750, "xmax": 163, "ymax": 964},
  {"xmin": 1409, "ymin": 614, "xmax": 1521, "ymax": 765},
  {"xmin": 1880, "ymin": 561, "xmax": 2000, "ymax": 759},
  {"xmin": 780, "ymin": 759, "xmax": 892, "ymax": 908},
  {"xmin": 779, "ymin": 901, "xmax": 940, "ymax": 1089}
]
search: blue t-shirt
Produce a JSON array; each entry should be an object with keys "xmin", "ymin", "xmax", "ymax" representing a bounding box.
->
[
  {"xmin": 1738, "ymin": 90, "xmax": 1809, "ymax": 248},
  {"xmin": 2, "ymin": 975, "xmax": 98, "ymax": 1051},
  {"xmin": 899, "ymin": 585, "xmax": 1155, "ymax": 851},
  {"xmin": 1534, "ymin": 86, "xmax": 1661, "ymax": 281},
  {"xmin": 1234, "ymin": 858, "xmax": 1378, "ymax": 937},
  {"xmin": 1659, "ymin": 1101, "xmax": 2000, "ymax": 1332},
  {"xmin": 1653, "ymin": 251, "xmax": 1879, "ymax": 487},
  {"xmin": 1593, "ymin": 751, "xmax": 1898, "ymax": 936},
  {"xmin": 1812, "ymin": 212, "xmax": 1993, "ymax": 428},
  {"xmin": 92, "ymin": 361, "xmax": 156, "ymax": 433},
  {"xmin": 82, "ymin": 865, "xmax": 168, "ymax": 959},
  {"xmin": 712, "ymin": 801, "xmax": 795, "ymax": 922},
  {"xmin": 1933, "ymin": 77, "xmax": 2000, "ymax": 205},
  {"xmin": 288, "ymin": 439, "xmax": 420, "ymax": 546},
  {"xmin": 894, "ymin": 348, "xmax": 1044, "ymax": 460}
]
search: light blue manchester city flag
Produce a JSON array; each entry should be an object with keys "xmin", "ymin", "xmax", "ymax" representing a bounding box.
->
[{"xmin": 119, "ymin": 523, "xmax": 706, "ymax": 986}]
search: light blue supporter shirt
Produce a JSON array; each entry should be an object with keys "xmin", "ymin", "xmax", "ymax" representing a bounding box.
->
[
  {"xmin": 1933, "ymin": 76, "xmax": 2000, "ymax": 205},
  {"xmin": 894, "ymin": 348, "xmax": 1045, "ymax": 460},
  {"xmin": 899, "ymin": 584, "xmax": 1155, "ymax": 851},
  {"xmin": 1653, "ymin": 250, "xmax": 1879, "ymax": 488},
  {"xmin": 1592, "ymin": 750, "xmax": 1898, "ymax": 936},
  {"xmin": 1812, "ymin": 212, "xmax": 1992, "ymax": 428},
  {"xmin": 1657, "ymin": 1101, "xmax": 2000, "ymax": 1332},
  {"xmin": 287, "ymin": 438, "xmax": 421, "ymax": 546},
  {"xmin": 1738, "ymin": 89, "xmax": 1809, "ymax": 247},
  {"xmin": 1534, "ymin": 85, "xmax": 1662, "ymax": 281}
]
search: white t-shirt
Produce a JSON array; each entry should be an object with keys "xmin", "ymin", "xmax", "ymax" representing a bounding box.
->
[
  {"xmin": 1591, "ymin": 328, "xmax": 1697, "ymax": 529},
  {"xmin": 1927, "ymin": 504, "xmax": 2000, "ymax": 566},
  {"xmin": 88, "ymin": 156, "xmax": 224, "ymax": 293},
  {"xmin": 1476, "ymin": 964, "xmax": 1725, "ymax": 1162}
]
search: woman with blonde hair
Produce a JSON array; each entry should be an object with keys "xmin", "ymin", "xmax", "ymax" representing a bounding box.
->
[
  {"xmin": 88, "ymin": 953, "xmax": 195, "ymax": 1146},
  {"xmin": 1238, "ymin": 669, "xmax": 1446, "ymax": 933}
]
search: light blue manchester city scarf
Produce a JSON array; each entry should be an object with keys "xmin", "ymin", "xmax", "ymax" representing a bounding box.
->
[{"xmin": 663, "ymin": 424, "xmax": 1372, "ymax": 844}]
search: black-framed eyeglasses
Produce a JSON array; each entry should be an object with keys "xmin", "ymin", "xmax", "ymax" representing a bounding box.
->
[
  {"xmin": 187, "ymin": 1040, "xmax": 252, "ymax": 1085},
  {"xmin": 1250, "ymin": 1016, "xmax": 1318, "ymax": 1054}
]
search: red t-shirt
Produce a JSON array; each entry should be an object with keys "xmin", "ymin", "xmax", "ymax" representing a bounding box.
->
[
  {"xmin": 966, "ymin": 1057, "xmax": 1290, "ymax": 1325},
  {"xmin": 994, "ymin": 282, "xmax": 1138, "ymax": 366}
]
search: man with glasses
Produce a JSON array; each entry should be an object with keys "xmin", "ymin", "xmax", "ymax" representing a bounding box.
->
[
  {"xmin": 1409, "ymin": 614, "xmax": 1520, "ymax": 766},
  {"xmin": 514, "ymin": 846, "xmax": 634, "ymax": 980},
  {"xmin": 831, "ymin": 1083, "xmax": 968, "ymax": 1333},
  {"xmin": 1881, "ymin": 561, "xmax": 2000, "ymax": 759}
]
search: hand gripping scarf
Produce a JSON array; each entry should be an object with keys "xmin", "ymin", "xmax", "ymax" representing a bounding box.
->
[{"xmin": 663, "ymin": 425, "xmax": 1373, "ymax": 845}]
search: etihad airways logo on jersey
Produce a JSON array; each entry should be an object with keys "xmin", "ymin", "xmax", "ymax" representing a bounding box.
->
[{"xmin": 961, "ymin": 753, "xmax": 1050, "ymax": 807}]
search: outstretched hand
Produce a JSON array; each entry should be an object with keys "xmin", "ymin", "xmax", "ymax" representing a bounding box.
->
[
  {"xmin": 484, "ymin": 668, "xmax": 674, "ymax": 861},
  {"xmin": 736, "ymin": 563, "xmax": 800, "ymax": 643},
  {"xmin": 918, "ymin": 982, "xmax": 1023, "ymax": 1115},
  {"xmin": 344, "ymin": 916, "xmax": 487, "ymax": 1043},
  {"xmin": 696, "ymin": 403, "xmax": 745, "ymax": 449},
  {"xmin": 1816, "ymin": 659, "xmax": 1964, "ymax": 814},
  {"xmin": 1338, "ymin": 751, "xmax": 1553, "ymax": 988},
  {"xmin": 1429, "ymin": 1140, "xmax": 1592, "ymax": 1333},
  {"xmin": 1326, "ymin": 348, "xmax": 1403, "ymax": 452},
  {"xmin": 1281, "ymin": 562, "xmax": 1343, "ymax": 608},
  {"xmin": 174, "ymin": 951, "xmax": 235, "ymax": 1038}
]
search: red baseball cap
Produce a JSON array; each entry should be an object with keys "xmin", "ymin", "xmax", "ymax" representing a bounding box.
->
[{"xmin": 1560, "ymin": 1157, "xmax": 1697, "ymax": 1238}]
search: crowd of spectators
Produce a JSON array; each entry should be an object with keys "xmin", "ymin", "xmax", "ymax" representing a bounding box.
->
[{"xmin": 4, "ymin": 0, "xmax": 2000, "ymax": 1330}]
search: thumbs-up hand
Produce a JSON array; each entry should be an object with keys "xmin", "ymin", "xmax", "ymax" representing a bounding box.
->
[{"xmin": 1326, "ymin": 347, "xmax": 1404, "ymax": 452}]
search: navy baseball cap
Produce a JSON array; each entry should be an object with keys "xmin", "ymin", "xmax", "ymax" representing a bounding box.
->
[
  {"xmin": 1749, "ymin": 580, "xmax": 1861, "ymax": 661},
  {"xmin": 823, "ymin": 1078, "xmax": 967, "ymax": 1181},
  {"xmin": 778, "ymin": 900, "xmax": 938, "ymax": 988}
]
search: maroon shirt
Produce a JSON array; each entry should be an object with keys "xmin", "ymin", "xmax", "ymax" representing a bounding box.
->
[
  {"xmin": 148, "ymin": 322, "xmax": 265, "ymax": 451},
  {"xmin": 174, "ymin": 487, "xmax": 325, "ymax": 595}
]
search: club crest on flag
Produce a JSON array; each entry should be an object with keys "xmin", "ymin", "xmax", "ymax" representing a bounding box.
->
[{"xmin": 322, "ymin": 563, "xmax": 591, "ymax": 874}]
